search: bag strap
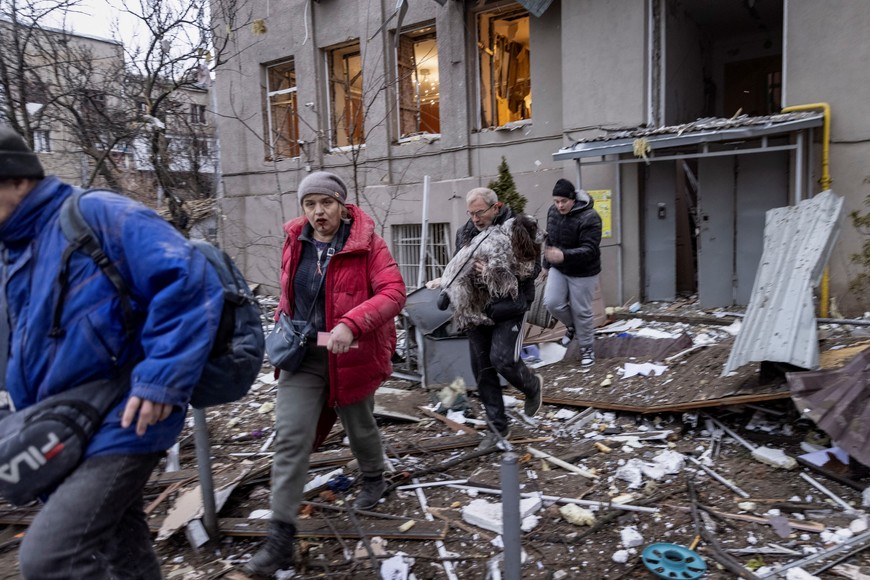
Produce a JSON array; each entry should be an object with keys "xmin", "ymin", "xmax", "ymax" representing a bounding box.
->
[
  {"xmin": 51, "ymin": 189, "xmax": 135, "ymax": 338},
  {"xmin": 441, "ymin": 227, "xmax": 496, "ymax": 290},
  {"xmin": 300, "ymin": 244, "xmax": 334, "ymax": 323}
]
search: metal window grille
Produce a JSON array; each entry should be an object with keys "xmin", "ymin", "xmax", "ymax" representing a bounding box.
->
[{"xmin": 391, "ymin": 223, "xmax": 452, "ymax": 289}]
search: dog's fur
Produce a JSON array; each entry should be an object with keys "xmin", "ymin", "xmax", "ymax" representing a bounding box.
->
[{"xmin": 440, "ymin": 214, "xmax": 540, "ymax": 329}]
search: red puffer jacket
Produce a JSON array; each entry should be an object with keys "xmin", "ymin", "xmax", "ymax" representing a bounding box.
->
[{"xmin": 277, "ymin": 205, "xmax": 406, "ymax": 443}]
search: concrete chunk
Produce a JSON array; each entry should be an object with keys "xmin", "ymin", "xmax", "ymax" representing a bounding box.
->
[
  {"xmin": 461, "ymin": 497, "xmax": 542, "ymax": 535},
  {"xmin": 752, "ymin": 446, "xmax": 798, "ymax": 470},
  {"xmin": 620, "ymin": 526, "xmax": 644, "ymax": 548}
]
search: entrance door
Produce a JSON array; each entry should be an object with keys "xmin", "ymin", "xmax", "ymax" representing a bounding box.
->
[
  {"xmin": 643, "ymin": 162, "xmax": 677, "ymax": 301},
  {"xmin": 697, "ymin": 152, "xmax": 789, "ymax": 306}
]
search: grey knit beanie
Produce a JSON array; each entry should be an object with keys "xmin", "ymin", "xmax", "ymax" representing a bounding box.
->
[
  {"xmin": 0, "ymin": 126, "xmax": 45, "ymax": 179},
  {"xmin": 298, "ymin": 171, "xmax": 348, "ymax": 205}
]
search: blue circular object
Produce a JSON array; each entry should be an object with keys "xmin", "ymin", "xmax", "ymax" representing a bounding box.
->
[{"xmin": 641, "ymin": 543, "xmax": 707, "ymax": 579}]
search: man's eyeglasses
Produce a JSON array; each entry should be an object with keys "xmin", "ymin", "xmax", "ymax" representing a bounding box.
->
[{"xmin": 466, "ymin": 203, "xmax": 495, "ymax": 219}]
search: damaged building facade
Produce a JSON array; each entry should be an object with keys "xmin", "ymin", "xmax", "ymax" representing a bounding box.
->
[{"xmin": 212, "ymin": 0, "xmax": 869, "ymax": 315}]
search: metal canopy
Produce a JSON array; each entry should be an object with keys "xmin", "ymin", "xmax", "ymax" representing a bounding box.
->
[{"xmin": 553, "ymin": 112, "xmax": 824, "ymax": 162}]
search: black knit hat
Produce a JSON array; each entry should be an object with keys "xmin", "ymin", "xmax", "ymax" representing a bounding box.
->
[
  {"xmin": 552, "ymin": 178, "xmax": 576, "ymax": 199},
  {"xmin": 0, "ymin": 126, "xmax": 45, "ymax": 179}
]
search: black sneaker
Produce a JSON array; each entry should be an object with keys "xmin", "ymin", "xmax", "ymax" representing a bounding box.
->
[
  {"xmin": 524, "ymin": 374, "xmax": 543, "ymax": 417},
  {"xmin": 579, "ymin": 346, "xmax": 595, "ymax": 367},
  {"xmin": 560, "ymin": 326, "xmax": 575, "ymax": 347}
]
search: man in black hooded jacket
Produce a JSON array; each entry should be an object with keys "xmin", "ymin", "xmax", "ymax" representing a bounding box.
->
[{"xmin": 542, "ymin": 178, "xmax": 602, "ymax": 366}]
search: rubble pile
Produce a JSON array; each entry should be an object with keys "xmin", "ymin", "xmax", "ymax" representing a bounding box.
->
[{"xmin": 0, "ymin": 301, "xmax": 868, "ymax": 579}]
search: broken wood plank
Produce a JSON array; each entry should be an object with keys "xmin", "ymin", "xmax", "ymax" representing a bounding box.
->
[
  {"xmin": 182, "ymin": 517, "xmax": 449, "ymax": 540},
  {"xmin": 417, "ymin": 406, "xmax": 478, "ymax": 435},
  {"xmin": 664, "ymin": 503, "xmax": 826, "ymax": 533},
  {"xmin": 543, "ymin": 391, "xmax": 792, "ymax": 414}
]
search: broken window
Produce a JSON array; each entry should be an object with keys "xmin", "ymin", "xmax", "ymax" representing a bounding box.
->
[
  {"xmin": 264, "ymin": 59, "xmax": 300, "ymax": 160},
  {"xmin": 326, "ymin": 41, "xmax": 364, "ymax": 148},
  {"xmin": 477, "ymin": 6, "xmax": 532, "ymax": 129},
  {"xmin": 396, "ymin": 25, "xmax": 440, "ymax": 140},
  {"xmin": 392, "ymin": 223, "xmax": 452, "ymax": 289}
]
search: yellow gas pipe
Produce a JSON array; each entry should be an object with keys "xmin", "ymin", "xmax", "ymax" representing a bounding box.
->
[{"xmin": 781, "ymin": 103, "xmax": 832, "ymax": 317}]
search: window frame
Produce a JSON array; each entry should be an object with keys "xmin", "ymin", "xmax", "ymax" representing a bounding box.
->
[
  {"xmin": 190, "ymin": 103, "xmax": 207, "ymax": 125},
  {"xmin": 395, "ymin": 24, "xmax": 441, "ymax": 142},
  {"xmin": 325, "ymin": 40, "xmax": 365, "ymax": 150},
  {"xmin": 33, "ymin": 129, "xmax": 51, "ymax": 153},
  {"xmin": 264, "ymin": 58, "xmax": 301, "ymax": 160},
  {"xmin": 475, "ymin": 4, "xmax": 533, "ymax": 130}
]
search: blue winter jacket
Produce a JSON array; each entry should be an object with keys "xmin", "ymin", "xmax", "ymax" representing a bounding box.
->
[{"xmin": 0, "ymin": 177, "xmax": 224, "ymax": 457}]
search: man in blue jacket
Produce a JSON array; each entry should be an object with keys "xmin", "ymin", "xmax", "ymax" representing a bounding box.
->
[{"xmin": 0, "ymin": 126, "xmax": 224, "ymax": 579}]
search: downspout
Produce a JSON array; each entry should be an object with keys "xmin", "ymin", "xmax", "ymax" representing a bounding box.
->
[{"xmin": 781, "ymin": 102, "xmax": 831, "ymax": 316}]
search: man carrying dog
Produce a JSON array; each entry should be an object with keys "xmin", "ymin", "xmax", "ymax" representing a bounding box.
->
[
  {"xmin": 428, "ymin": 187, "xmax": 543, "ymax": 450},
  {"xmin": 0, "ymin": 126, "xmax": 223, "ymax": 579}
]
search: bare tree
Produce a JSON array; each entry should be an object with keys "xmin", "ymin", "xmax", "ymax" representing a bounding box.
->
[{"xmin": 1, "ymin": 0, "xmax": 252, "ymax": 233}]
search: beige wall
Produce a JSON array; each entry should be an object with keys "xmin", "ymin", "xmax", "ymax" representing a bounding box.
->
[
  {"xmin": 785, "ymin": 0, "xmax": 870, "ymax": 313},
  {"xmin": 214, "ymin": 0, "xmax": 869, "ymax": 314}
]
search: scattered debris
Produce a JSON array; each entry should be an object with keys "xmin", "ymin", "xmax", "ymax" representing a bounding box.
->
[{"xmin": 1, "ymin": 300, "xmax": 868, "ymax": 578}]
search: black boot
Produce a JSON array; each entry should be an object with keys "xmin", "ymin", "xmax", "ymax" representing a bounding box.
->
[
  {"xmin": 243, "ymin": 519, "xmax": 296, "ymax": 576},
  {"xmin": 353, "ymin": 474, "xmax": 387, "ymax": 510}
]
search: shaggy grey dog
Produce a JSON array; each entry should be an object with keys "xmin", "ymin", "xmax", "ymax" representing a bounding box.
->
[{"xmin": 439, "ymin": 215, "xmax": 540, "ymax": 330}]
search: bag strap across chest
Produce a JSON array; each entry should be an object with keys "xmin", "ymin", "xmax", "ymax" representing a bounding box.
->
[{"xmin": 51, "ymin": 189, "xmax": 135, "ymax": 338}]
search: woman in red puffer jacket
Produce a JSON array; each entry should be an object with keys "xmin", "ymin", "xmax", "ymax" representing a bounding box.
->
[{"xmin": 247, "ymin": 171, "xmax": 406, "ymax": 577}]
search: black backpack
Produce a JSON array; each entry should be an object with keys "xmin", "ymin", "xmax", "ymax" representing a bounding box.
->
[{"xmin": 52, "ymin": 189, "xmax": 265, "ymax": 408}]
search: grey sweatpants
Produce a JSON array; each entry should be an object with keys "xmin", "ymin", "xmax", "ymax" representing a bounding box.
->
[
  {"xmin": 543, "ymin": 269, "xmax": 599, "ymax": 348},
  {"xmin": 271, "ymin": 348, "xmax": 385, "ymax": 525}
]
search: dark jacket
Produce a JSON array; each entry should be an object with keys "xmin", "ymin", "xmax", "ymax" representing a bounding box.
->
[
  {"xmin": 455, "ymin": 206, "xmax": 541, "ymax": 323},
  {"xmin": 543, "ymin": 196, "xmax": 602, "ymax": 278},
  {"xmin": 0, "ymin": 177, "xmax": 224, "ymax": 458}
]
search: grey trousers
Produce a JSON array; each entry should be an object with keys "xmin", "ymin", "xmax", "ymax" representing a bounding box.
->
[
  {"xmin": 271, "ymin": 348, "xmax": 385, "ymax": 525},
  {"xmin": 544, "ymin": 269, "xmax": 599, "ymax": 348},
  {"xmin": 19, "ymin": 452, "xmax": 164, "ymax": 580}
]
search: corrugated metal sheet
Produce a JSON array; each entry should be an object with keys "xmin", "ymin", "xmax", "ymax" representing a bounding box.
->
[
  {"xmin": 553, "ymin": 112, "xmax": 823, "ymax": 161},
  {"xmin": 788, "ymin": 348, "xmax": 870, "ymax": 467},
  {"xmin": 722, "ymin": 190, "xmax": 845, "ymax": 376}
]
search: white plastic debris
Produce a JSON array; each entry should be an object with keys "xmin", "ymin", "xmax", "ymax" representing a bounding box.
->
[
  {"xmin": 751, "ymin": 446, "xmax": 798, "ymax": 469},
  {"xmin": 620, "ymin": 526, "xmax": 644, "ymax": 548},
  {"xmin": 784, "ymin": 567, "xmax": 821, "ymax": 580},
  {"xmin": 380, "ymin": 552, "xmax": 414, "ymax": 580},
  {"xmin": 559, "ymin": 504, "xmax": 596, "ymax": 526},
  {"xmin": 622, "ymin": 362, "xmax": 668, "ymax": 378},
  {"xmin": 738, "ymin": 502, "xmax": 757, "ymax": 512},
  {"xmin": 863, "ymin": 487, "xmax": 870, "ymax": 508}
]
